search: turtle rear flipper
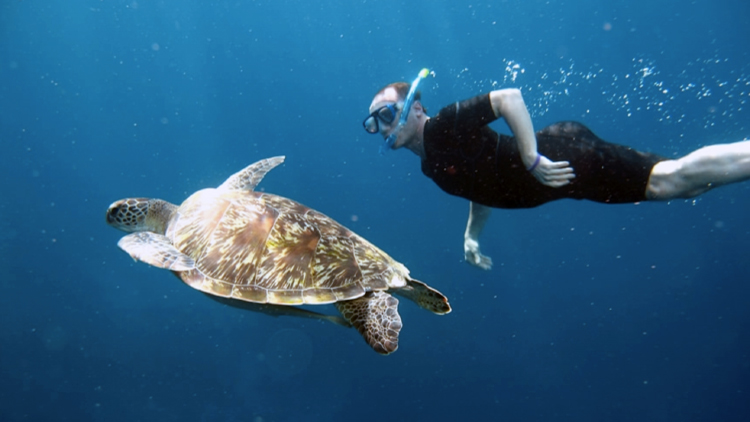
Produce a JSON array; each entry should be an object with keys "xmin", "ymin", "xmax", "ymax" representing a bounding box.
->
[
  {"xmin": 395, "ymin": 278, "xmax": 452, "ymax": 315},
  {"xmin": 118, "ymin": 232, "xmax": 195, "ymax": 271},
  {"xmin": 335, "ymin": 291, "xmax": 402, "ymax": 355}
]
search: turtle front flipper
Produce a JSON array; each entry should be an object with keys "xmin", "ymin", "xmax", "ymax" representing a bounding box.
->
[
  {"xmin": 218, "ymin": 156, "xmax": 285, "ymax": 191},
  {"xmin": 395, "ymin": 278, "xmax": 452, "ymax": 315},
  {"xmin": 335, "ymin": 291, "xmax": 402, "ymax": 355},
  {"xmin": 118, "ymin": 232, "xmax": 195, "ymax": 271}
]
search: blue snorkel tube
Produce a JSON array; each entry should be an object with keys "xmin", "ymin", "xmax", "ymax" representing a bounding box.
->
[{"xmin": 381, "ymin": 68, "xmax": 431, "ymax": 155}]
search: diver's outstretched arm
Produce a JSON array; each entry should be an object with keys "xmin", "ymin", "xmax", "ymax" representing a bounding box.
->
[{"xmin": 464, "ymin": 202, "xmax": 493, "ymax": 270}]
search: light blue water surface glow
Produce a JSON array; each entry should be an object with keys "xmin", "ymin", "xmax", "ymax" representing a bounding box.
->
[{"xmin": 1, "ymin": 0, "xmax": 749, "ymax": 421}]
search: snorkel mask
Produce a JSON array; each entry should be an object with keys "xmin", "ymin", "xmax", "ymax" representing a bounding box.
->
[{"xmin": 380, "ymin": 68, "xmax": 431, "ymax": 155}]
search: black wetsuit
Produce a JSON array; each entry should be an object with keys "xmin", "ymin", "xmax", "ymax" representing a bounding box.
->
[{"xmin": 421, "ymin": 94, "xmax": 666, "ymax": 209}]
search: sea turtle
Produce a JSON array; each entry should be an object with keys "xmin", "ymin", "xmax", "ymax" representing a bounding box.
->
[{"xmin": 106, "ymin": 156, "xmax": 451, "ymax": 355}]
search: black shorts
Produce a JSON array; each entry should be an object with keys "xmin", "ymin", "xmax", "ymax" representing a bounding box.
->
[{"xmin": 532, "ymin": 121, "xmax": 666, "ymax": 206}]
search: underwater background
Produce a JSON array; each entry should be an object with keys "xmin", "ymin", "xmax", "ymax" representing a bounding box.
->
[{"xmin": 1, "ymin": 0, "xmax": 749, "ymax": 420}]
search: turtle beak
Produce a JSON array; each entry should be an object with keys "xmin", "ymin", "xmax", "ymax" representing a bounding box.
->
[{"xmin": 106, "ymin": 202, "xmax": 120, "ymax": 225}]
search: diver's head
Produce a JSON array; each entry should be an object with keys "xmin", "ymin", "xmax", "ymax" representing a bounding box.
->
[
  {"xmin": 368, "ymin": 82, "xmax": 424, "ymax": 115},
  {"xmin": 364, "ymin": 83, "xmax": 426, "ymax": 150},
  {"xmin": 372, "ymin": 82, "xmax": 417, "ymax": 105},
  {"xmin": 365, "ymin": 85, "xmax": 403, "ymax": 137}
]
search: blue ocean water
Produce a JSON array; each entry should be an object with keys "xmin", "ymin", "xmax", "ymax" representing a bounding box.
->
[{"xmin": 1, "ymin": 0, "xmax": 749, "ymax": 420}]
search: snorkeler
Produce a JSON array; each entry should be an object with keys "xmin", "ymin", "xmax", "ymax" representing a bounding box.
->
[{"xmin": 363, "ymin": 70, "xmax": 750, "ymax": 270}]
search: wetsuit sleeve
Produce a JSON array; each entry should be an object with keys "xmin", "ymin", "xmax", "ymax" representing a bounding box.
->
[
  {"xmin": 426, "ymin": 94, "xmax": 498, "ymax": 152},
  {"xmin": 439, "ymin": 94, "xmax": 497, "ymax": 132}
]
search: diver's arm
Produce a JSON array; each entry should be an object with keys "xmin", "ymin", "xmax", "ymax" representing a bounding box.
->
[
  {"xmin": 489, "ymin": 89, "xmax": 538, "ymax": 165},
  {"xmin": 464, "ymin": 202, "xmax": 493, "ymax": 270},
  {"xmin": 489, "ymin": 89, "xmax": 575, "ymax": 187}
]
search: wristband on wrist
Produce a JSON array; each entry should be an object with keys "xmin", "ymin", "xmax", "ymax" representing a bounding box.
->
[{"xmin": 527, "ymin": 154, "xmax": 541, "ymax": 172}]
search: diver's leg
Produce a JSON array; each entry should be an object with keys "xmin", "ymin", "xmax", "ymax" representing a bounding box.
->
[{"xmin": 646, "ymin": 140, "xmax": 750, "ymax": 200}]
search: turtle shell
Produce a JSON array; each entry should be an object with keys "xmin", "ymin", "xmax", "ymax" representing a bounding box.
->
[{"xmin": 164, "ymin": 188, "xmax": 409, "ymax": 305}]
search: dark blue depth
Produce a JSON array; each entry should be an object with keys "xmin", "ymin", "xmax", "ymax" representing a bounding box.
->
[{"xmin": 1, "ymin": 1, "xmax": 749, "ymax": 421}]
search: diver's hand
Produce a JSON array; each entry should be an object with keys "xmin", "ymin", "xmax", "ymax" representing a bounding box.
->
[
  {"xmin": 464, "ymin": 237, "xmax": 493, "ymax": 270},
  {"xmin": 529, "ymin": 155, "xmax": 575, "ymax": 188}
]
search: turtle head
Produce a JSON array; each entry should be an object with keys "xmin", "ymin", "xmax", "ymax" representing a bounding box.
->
[{"xmin": 106, "ymin": 198, "xmax": 175, "ymax": 234}]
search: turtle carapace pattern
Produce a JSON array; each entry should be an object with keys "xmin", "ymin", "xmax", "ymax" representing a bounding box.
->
[{"xmin": 107, "ymin": 156, "xmax": 450, "ymax": 355}]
